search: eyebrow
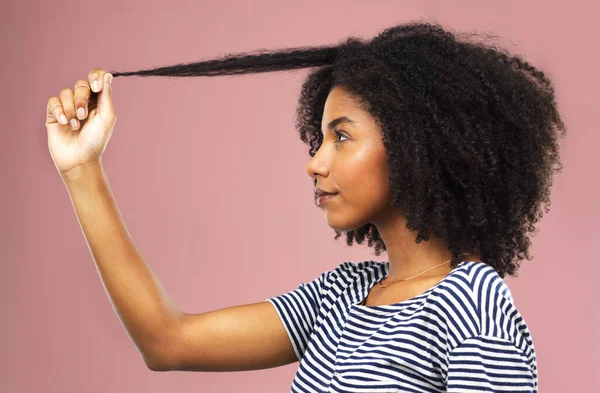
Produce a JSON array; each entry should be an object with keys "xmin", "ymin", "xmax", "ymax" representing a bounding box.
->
[{"xmin": 322, "ymin": 116, "xmax": 356, "ymax": 134}]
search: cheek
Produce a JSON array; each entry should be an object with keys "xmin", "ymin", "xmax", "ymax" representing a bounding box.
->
[
  {"xmin": 342, "ymin": 147, "xmax": 390, "ymax": 208},
  {"xmin": 353, "ymin": 166, "xmax": 391, "ymax": 213},
  {"xmin": 324, "ymin": 151, "xmax": 391, "ymax": 229}
]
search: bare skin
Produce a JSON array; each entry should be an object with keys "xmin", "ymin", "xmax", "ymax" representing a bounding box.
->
[{"xmin": 306, "ymin": 85, "xmax": 481, "ymax": 306}]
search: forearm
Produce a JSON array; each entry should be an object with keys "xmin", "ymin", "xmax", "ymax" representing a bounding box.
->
[{"xmin": 61, "ymin": 161, "xmax": 183, "ymax": 368}]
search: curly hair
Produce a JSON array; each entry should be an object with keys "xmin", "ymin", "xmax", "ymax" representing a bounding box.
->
[{"xmin": 109, "ymin": 21, "xmax": 567, "ymax": 278}]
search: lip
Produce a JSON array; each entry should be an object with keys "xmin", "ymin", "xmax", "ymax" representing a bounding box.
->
[
  {"xmin": 315, "ymin": 187, "xmax": 338, "ymax": 196},
  {"xmin": 315, "ymin": 193, "xmax": 338, "ymax": 206}
]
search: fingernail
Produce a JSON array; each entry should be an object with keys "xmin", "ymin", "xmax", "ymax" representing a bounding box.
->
[
  {"xmin": 60, "ymin": 114, "xmax": 68, "ymax": 124},
  {"xmin": 92, "ymin": 80, "xmax": 100, "ymax": 92},
  {"xmin": 77, "ymin": 107, "xmax": 85, "ymax": 119},
  {"xmin": 70, "ymin": 118, "xmax": 79, "ymax": 130}
]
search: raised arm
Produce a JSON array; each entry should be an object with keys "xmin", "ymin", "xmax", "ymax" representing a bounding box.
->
[
  {"xmin": 61, "ymin": 161, "xmax": 185, "ymax": 369},
  {"xmin": 62, "ymin": 164, "xmax": 297, "ymax": 371},
  {"xmin": 48, "ymin": 69, "xmax": 297, "ymax": 372}
]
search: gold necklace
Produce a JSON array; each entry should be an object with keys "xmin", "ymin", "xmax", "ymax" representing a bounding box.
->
[{"xmin": 378, "ymin": 253, "xmax": 473, "ymax": 288}]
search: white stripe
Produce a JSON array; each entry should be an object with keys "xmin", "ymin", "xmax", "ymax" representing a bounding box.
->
[{"xmin": 266, "ymin": 260, "xmax": 537, "ymax": 392}]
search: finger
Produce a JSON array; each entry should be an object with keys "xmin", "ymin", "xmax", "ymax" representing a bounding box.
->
[
  {"xmin": 73, "ymin": 80, "xmax": 91, "ymax": 120},
  {"xmin": 96, "ymin": 72, "xmax": 114, "ymax": 120},
  {"xmin": 58, "ymin": 88, "xmax": 79, "ymax": 130},
  {"xmin": 47, "ymin": 96, "xmax": 68, "ymax": 125},
  {"xmin": 88, "ymin": 68, "xmax": 107, "ymax": 93}
]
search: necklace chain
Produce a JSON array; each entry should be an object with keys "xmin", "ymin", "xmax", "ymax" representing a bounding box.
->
[{"xmin": 378, "ymin": 253, "xmax": 474, "ymax": 288}]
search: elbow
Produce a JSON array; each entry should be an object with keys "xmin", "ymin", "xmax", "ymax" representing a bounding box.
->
[
  {"xmin": 144, "ymin": 343, "xmax": 180, "ymax": 372},
  {"xmin": 146, "ymin": 359, "xmax": 172, "ymax": 372},
  {"xmin": 146, "ymin": 316, "xmax": 184, "ymax": 371},
  {"xmin": 144, "ymin": 346, "xmax": 178, "ymax": 371},
  {"xmin": 144, "ymin": 315, "xmax": 184, "ymax": 371}
]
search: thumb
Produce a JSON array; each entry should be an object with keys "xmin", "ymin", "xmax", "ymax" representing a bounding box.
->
[{"xmin": 96, "ymin": 72, "xmax": 115, "ymax": 123}]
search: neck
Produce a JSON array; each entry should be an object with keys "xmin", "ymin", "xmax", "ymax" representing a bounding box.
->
[{"xmin": 372, "ymin": 213, "xmax": 477, "ymax": 280}]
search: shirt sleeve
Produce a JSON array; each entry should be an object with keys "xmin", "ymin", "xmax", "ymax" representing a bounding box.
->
[
  {"xmin": 446, "ymin": 335, "xmax": 538, "ymax": 392},
  {"xmin": 265, "ymin": 268, "xmax": 332, "ymax": 362}
]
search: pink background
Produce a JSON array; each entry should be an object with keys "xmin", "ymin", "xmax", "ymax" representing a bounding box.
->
[{"xmin": 2, "ymin": 0, "xmax": 598, "ymax": 391}]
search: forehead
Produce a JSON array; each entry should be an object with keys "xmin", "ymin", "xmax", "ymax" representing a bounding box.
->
[
  {"xmin": 321, "ymin": 86, "xmax": 385, "ymax": 140},
  {"xmin": 321, "ymin": 86, "xmax": 364, "ymax": 131},
  {"xmin": 323, "ymin": 86, "xmax": 361, "ymax": 114}
]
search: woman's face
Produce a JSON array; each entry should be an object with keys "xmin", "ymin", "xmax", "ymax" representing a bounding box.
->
[{"xmin": 306, "ymin": 85, "xmax": 393, "ymax": 231}]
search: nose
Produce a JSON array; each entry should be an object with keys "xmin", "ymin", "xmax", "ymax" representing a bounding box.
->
[{"xmin": 306, "ymin": 150, "xmax": 331, "ymax": 181}]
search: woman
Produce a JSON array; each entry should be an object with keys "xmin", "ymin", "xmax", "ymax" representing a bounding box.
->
[{"xmin": 45, "ymin": 21, "xmax": 565, "ymax": 392}]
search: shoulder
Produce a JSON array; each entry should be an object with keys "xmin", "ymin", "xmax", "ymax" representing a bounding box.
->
[
  {"xmin": 331, "ymin": 260, "xmax": 383, "ymax": 274},
  {"xmin": 460, "ymin": 261, "xmax": 514, "ymax": 300},
  {"xmin": 439, "ymin": 261, "xmax": 535, "ymax": 361},
  {"xmin": 326, "ymin": 260, "xmax": 384, "ymax": 283},
  {"xmin": 440, "ymin": 261, "xmax": 517, "ymax": 315},
  {"xmin": 450, "ymin": 261, "xmax": 517, "ymax": 321},
  {"xmin": 317, "ymin": 260, "xmax": 385, "ymax": 293},
  {"xmin": 441, "ymin": 261, "xmax": 515, "ymax": 306}
]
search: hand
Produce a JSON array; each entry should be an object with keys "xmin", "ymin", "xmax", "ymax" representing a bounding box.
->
[{"xmin": 46, "ymin": 69, "xmax": 116, "ymax": 178}]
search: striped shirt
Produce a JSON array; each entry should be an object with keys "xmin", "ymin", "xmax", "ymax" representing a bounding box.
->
[{"xmin": 266, "ymin": 260, "xmax": 537, "ymax": 392}]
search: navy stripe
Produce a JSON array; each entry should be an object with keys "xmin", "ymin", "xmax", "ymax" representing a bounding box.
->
[{"xmin": 266, "ymin": 261, "xmax": 537, "ymax": 392}]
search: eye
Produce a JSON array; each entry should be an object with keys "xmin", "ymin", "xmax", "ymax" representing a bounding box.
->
[{"xmin": 334, "ymin": 130, "xmax": 348, "ymax": 144}]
